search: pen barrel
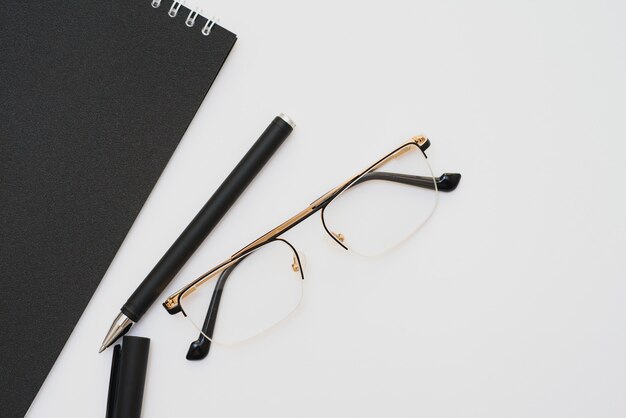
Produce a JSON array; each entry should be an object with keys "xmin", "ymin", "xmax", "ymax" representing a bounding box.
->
[{"xmin": 122, "ymin": 115, "xmax": 294, "ymax": 321}]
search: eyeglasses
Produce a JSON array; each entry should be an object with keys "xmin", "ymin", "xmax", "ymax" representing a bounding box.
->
[{"xmin": 163, "ymin": 136, "xmax": 461, "ymax": 359}]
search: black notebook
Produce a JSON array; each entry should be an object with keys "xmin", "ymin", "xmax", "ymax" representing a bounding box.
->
[{"xmin": 0, "ymin": 0, "xmax": 236, "ymax": 415}]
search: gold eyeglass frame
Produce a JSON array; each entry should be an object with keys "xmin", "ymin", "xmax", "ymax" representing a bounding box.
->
[{"xmin": 163, "ymin": 135, "xmax": 454, "ymax": 315}]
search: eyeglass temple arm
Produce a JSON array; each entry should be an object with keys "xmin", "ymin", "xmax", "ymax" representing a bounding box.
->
[
  {"xmin": 185, "ymin": 264, "xmax": 237, "ymax": 360},
  {"xmin": 355, "ymin": 172, "xmax": 462, "ymax": 192}
]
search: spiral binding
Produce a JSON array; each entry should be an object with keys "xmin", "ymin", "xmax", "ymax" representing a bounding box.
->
[{"xmin": 151, "ymin": 0, "xmax": 219, "ymax": 37}]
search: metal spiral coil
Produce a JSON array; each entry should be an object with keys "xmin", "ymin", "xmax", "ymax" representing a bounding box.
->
[{"xmin": 150, "ymin": 1, "xmax": 219, "ymax": 37}]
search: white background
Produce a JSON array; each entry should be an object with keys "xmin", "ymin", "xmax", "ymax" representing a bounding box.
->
[{"xmin": 27, "ymin": 0, "xmax": 626, "ymax": 417}]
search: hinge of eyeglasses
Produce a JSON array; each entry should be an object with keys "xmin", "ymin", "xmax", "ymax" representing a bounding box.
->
[
  {"xmin": 412, "ymin": 135, "xmax": 427, "ymax": 145},
  {"xmin": 412, "ymin": 135, "xmax": 431, "ymax": 151},
  {"xmin": 163, "ymin": 295, "xmax": 180, "ymax": 311}
]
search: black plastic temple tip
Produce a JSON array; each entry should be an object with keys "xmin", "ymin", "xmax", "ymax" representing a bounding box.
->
[
  {"xmin": 356, "ymin": 171, "xmax": 461, "ymax": 192},
  {"xmin": 185, "ymin": 264, "xmax": 237, "ymax": 361},
  {"xmin": 436, "ymin": 173, "xmax": 461, "ymax": 192},
  {"xmin": 186, "ymin": 334, "xmax": 211, "ymax": 360}
]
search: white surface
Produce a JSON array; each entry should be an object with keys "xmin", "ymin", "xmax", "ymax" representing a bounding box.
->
[{"xmin": 27, "ymin": 0, "xmax": 626, "ymax": 417}]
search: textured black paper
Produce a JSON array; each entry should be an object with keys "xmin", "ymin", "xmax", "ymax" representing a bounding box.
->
[{"xmin": 0, "ymin": 1, "xmax": 236, "ymax": 416}]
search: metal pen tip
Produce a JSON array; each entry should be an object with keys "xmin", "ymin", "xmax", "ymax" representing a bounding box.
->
[{"xmin": 99, "ymin": 312, "xmax": 134, "ymax": 353}]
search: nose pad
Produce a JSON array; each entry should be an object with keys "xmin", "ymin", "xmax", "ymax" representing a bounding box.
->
[
  {"xmin": 291, "ymin": 253, "xmax": 307, "ymax": 273},
  {"xmin": 332, "ymin": 232, "xmax": 345, "ymax": 243},
  {"xmin": 320, "ymin": 210, "xmax": 348, "ymax": 250},
  {"xmin": 323, "ymin": 230, "xmax": 348, "ymax": 248}
]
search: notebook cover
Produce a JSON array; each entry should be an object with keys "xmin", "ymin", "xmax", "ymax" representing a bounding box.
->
[{"xmin": 0, "ymin": 1, "xmax": 236, "ymax": 416}]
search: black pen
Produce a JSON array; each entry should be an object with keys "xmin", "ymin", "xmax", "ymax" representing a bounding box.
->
[{"xmin": 99, "ymin": 113, "xmax": 295, "ymax": 352}]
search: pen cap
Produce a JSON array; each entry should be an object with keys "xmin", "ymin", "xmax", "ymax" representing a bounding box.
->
[{"xmin": 106, "ymin": 336, "xmax": 150, "ymax": 418}]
